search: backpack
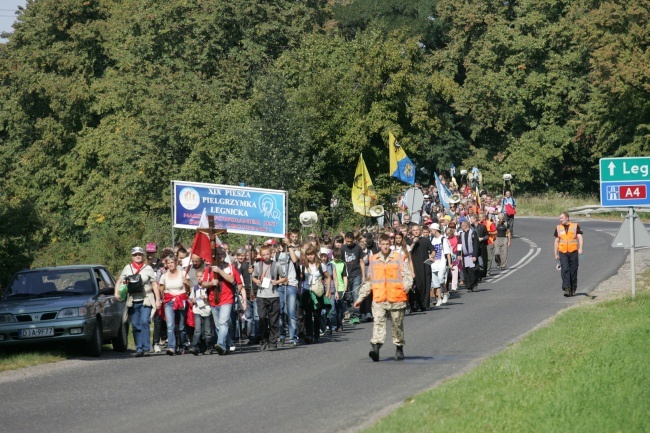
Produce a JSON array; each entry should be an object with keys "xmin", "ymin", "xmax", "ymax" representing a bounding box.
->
[{"xmin": 505, "ymin": 203, "xmax": 516, "ymax": 217}]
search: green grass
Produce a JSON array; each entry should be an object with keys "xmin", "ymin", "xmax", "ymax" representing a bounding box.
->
[
  {"xmin": 0, "ymin": 327, "xmax": 135, "ymax": 372},
  {"xmin": 0, "ymin": 349, "xmax": 67, "ymax": 372},
  {"xmin": 364, "ymin": 287, "xmax": 650, "ymax": 433},
  {"xmin": 517, "ymin": 193, "xmax": 650, "ymax": 220}
]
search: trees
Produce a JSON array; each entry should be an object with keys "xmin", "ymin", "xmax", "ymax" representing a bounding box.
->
[{"xmin": 0, "ymin": 0, "xmax": 648, "ymax": 279}]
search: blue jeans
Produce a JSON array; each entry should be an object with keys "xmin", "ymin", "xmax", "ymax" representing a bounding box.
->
[
  {"xmin": 278, "ymin": 285, "xmax": 298, "ymax": 342},
  {"xmin": 129, "ymin": 301, "xmax": 152, "ymax": 353},
  {"xmin": 211, "ymin": 303, "xmax": 232, "ymax": 351},
  {"xmin": 164, "ymin": 301, "xmax": 187, "ymax": 351},
  {"xmin": 245, "ymin": 297, "xmax": 259, "ymax": 339},
  {"xmin": 348, "ymin": 275, "xmax": 362, "ymax": 318},
  {"xmin": 190, "ymin": 314, "xmax": 213, "ymax": 350}
]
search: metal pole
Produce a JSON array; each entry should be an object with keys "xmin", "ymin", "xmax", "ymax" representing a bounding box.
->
[
  {"xmin": 362, "ymin": 155, "xmax": 367, "ymax": 225},
  {"xmin": 170, "ymin": 180, "xmax": 175, "ymax": 248},
  {"xmin": 389, "ymin": 178, "xmax": 393, "ymax": 228},
  {"xmin": 629, "ymin": 207, "xmax": 636, "ymax": 297}
]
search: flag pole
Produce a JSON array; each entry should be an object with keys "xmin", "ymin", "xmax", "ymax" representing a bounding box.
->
[
  {"xmin": 362, "ymin": 154, "xmax": 367, "ymax": 226},
  {"xmin": 389, "ymin": 176, "xmax": 393, "ymax": 229}
]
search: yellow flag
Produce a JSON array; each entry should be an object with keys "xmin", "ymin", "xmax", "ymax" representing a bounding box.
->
[
  {"xmin": 351, "ymin": 154, "xmax": 377, "ymax": 216},
  {"xmin": 389, "ymin": 132, "xmax": 404, "ymax": 175}
]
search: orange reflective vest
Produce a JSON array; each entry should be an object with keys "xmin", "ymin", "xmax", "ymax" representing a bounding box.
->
[
  {"xmin": 369, "ymin": 251, "xmax": 408, "ymax": 303},
  {"xmin": 557, "ymin": 222, "xmax": 579, "ymax": 253}
]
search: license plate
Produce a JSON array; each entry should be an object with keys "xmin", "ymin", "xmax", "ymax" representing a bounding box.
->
[{"xmin": 20, "ymin": 327, "xmax": 54, "ymax": 338}]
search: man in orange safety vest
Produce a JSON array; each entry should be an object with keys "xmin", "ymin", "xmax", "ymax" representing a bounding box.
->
[
  {"xmin": 354, "ymin": 233, "xmax": 413, "ymax": 362},
  {"xmin": 553, "ymin": 212, "xmax": 584, "ymax": 297}
]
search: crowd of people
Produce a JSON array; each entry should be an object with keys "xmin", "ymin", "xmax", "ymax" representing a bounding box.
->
[{"xmin": 115, "ymin": 176, "xmax": 516, "ymax": 357}]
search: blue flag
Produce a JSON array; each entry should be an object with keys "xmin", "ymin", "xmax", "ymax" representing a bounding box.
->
[
  {"xmin": 389, "ymin": 132, "xmax": 416, "ymax": 185},
  {"xmin": 435, "ymin": 172, "xmax": 452, "ymax": 210}
]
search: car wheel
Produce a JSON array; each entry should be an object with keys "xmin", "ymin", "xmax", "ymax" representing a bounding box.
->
[
  {"xmin": 112, "ymin": 319, "xmax": 129, "ymax": 353},
  {"xmin": 86, "ymin": 320, "xmax": 103, "ymax": 357}
]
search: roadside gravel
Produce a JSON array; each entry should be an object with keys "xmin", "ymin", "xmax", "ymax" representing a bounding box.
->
[{"xmin": 584, "ymin": 248, "xmax": 650, "ymax": 302}]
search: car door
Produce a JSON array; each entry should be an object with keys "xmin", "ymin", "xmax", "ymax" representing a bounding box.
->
[{"xmin": 95, "ymin": 267, "xmax": 120, "ymax": 337}]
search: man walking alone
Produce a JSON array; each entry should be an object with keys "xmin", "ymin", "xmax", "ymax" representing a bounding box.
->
[
  {"xmin": 354, "ymin": 234, "xmax": 413, "ymax": 362},
  {"xmin": 554, "ymin": 212, "xmax": 583, "ymax": 297}
]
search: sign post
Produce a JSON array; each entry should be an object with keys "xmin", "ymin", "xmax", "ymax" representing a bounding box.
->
[{"xmin": 601, "ymin": 157, "xmax": 650, "ymax": 298}]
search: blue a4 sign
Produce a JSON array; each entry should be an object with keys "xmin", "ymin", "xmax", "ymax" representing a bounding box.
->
[{"xmin": 600, "ymin": 182, "xmax": 650, "ymax": 207}]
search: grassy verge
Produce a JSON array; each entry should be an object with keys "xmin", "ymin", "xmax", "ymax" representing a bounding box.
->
[
  {"xmin": 364, "ymin": 284, "xmax": 650, "ymax": 433},
  {"xmin": 517, "ymin": 192, "xmax": 650, "ymax": 220},
  {"xmin": 0, "ymin": 350, "xmax": 67, "ymax": 372},
  {"xmin": 0, "ymin": 331, "xmax": 135, "ymax": 373}
]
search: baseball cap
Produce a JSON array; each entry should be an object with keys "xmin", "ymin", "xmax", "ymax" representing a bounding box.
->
[
  {"xmin": 430, "ymin": 223, "xmax": 441, "ymax": 232},
  {"xmin": 320, "ymin": 247, "xmax": 331, "ymax": 256},
  {"xmin": 145, "ymin": 242, "xmax": 158, "ymax": 253},
  {"xmin": 131, "ymin": 246, "xmax": 144, "ymax": 255}
]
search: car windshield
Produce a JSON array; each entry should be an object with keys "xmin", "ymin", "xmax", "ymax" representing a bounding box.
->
[{"xmin": 4, "ymin": 269, "xmax": 96, "ymax": 299}]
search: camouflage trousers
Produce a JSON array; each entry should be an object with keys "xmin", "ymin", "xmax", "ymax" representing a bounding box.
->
[{"xmin": 370, "ymin": 302, "xmax": 405, "ymax": 346}]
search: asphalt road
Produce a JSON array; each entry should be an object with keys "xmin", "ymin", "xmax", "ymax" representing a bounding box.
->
[{"xmin": 0, "ymin": 217, "xmax": 631, "ymax": 433}]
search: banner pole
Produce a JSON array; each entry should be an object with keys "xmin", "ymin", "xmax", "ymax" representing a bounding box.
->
[{"xmin": 170, "ymin": 180, "xmax": 175, "ymax": 249}]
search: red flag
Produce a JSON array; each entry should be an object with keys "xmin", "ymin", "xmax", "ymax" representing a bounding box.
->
[{"xmin": 191, "ymin": 231, "xmax": 212, "ymax": 265}]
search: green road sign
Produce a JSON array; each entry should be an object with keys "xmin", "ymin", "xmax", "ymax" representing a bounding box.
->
[{"xmin": 600, "ymin": 157, "xmax": 650, "ymax": 182}]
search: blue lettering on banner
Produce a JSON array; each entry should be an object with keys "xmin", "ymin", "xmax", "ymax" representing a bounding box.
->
[{"xmin": 173, "ymin": 181, "xmax": 287, "ymax": 237}]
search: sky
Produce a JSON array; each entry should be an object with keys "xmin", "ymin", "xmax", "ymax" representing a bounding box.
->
[{"xmin": 0, "ymin": 0, "xmax": 27, "ymax": 43}]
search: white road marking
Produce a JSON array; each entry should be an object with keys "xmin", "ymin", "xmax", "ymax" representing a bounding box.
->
[{"xmin": 487, "ymin": 237, "xmax": 541, "ymax": 283}]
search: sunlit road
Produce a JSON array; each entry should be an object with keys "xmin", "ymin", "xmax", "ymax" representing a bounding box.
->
[{"xmin": 0, "ymin": 217, "xmax": 629, "ymax": 433}]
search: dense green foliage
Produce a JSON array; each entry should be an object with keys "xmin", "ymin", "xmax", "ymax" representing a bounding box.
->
[{"xmin": 0, "ymin": 0, "xmax": 648, "ymax": 281}]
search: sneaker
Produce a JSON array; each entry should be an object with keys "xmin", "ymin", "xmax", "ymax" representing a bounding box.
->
[
  {"xmin": 229, "ymin": 346, "xmax": 236, "ymax": 352},
  {"xmin": 442, "ymin": 294, "xmax": 449, "ymax": 304},
  {"xmin": 268, "ymin": 344, "xmax": 278, "ymax": 351},
  {"xmin": 166, "ymin": 349, "xmax": 175, "ymax": 356},
  {"xmin": 214, "ymin": 344, "xmax": 226, "ymax": 355},
  {"xmin": 189, "ymin": 347, "xmax": 199, "ymax": 356},
  {"xmin": 154, "ymin": 344, "xmax": 161, "ymax": 353},
  {"xmin": 349, "ymin": 317, "xmax": 360, "ymax": 325},
  {"xmin": 134, "ymin": 350, "xmax": 144, "ymax": 358},
  {"xmin": 289, "ymin": 340, "xmax": 298, "ymax": 347},
  {"xmin": 435, "ymin": 299, "xmax": 442, "ymax": 307}
]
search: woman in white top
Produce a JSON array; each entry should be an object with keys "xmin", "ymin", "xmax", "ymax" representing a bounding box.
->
[
  {"xmin": 299, "ymin": 245, "xmax": 331, "ymax": 344},
  {"xmin": 115, "ymin": 246, "xmax": 157, "ymax": 357},
  {"xmin": 158, "ymin": 255, "xmax": 191, "ymax": 355}
]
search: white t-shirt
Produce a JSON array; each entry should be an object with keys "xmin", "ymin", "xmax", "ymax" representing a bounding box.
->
[
  {"xmin": 430, "ymin": 236, "xmax": 452, "ymax": 272},
  {"xmin": 160, "ymin": 271, "xmax": 186, "ymax": 296}
]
